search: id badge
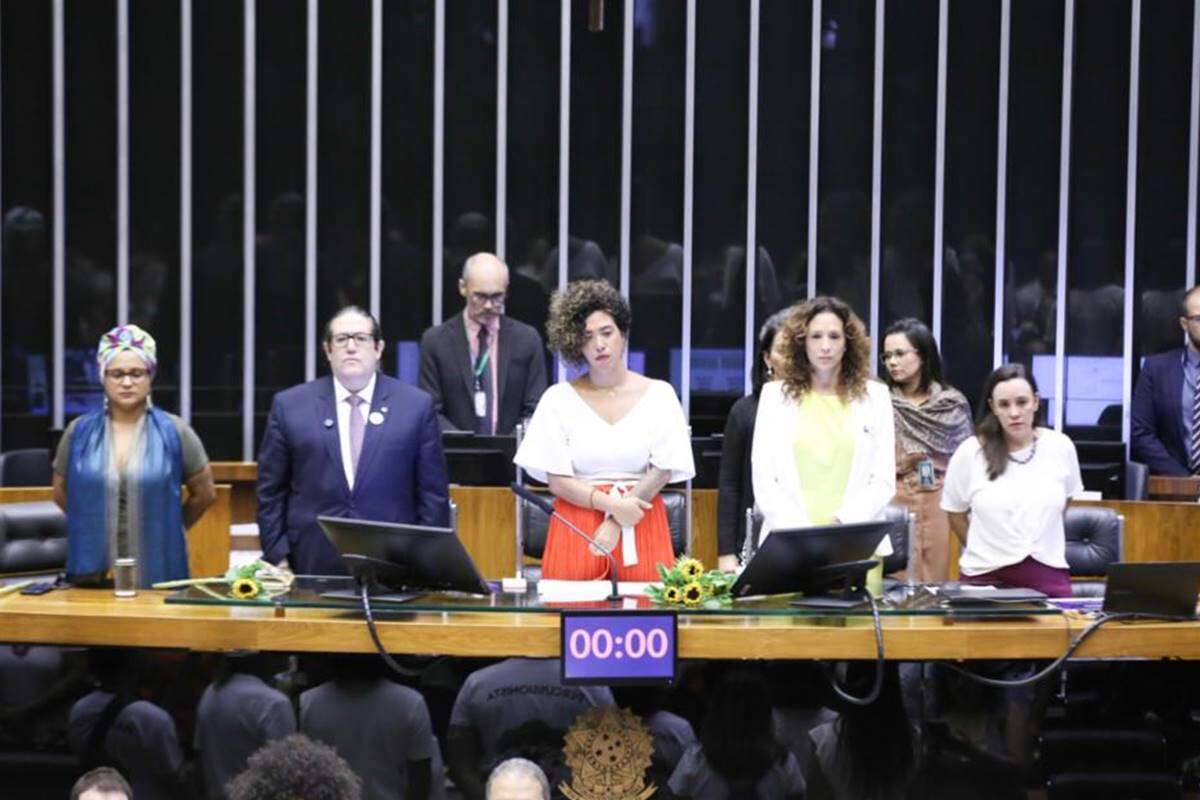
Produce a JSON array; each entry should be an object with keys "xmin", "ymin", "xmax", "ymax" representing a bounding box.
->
[
  {"xmin": 917, "ymin": 458, "xmax": 935, "ymax": 488},
  {"xmin": 474, "ymin": 390, "xmax": 487, "ymax": 418}
]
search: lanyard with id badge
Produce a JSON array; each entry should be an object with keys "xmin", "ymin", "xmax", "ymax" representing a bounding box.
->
[{"xmin": 473, "ymin": 347, "xmax": 490, "ymax": 419}]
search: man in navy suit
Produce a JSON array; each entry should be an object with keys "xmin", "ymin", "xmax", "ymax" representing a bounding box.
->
[
  {"xmin": 257, "ymin": 306, "xmax": 450, "ymax": 574},
  {"xmin": 1131, "ymin": 286, "xmax": 1200, "ymax": 476}
]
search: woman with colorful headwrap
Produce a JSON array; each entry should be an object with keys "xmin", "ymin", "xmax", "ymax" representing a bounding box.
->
[{"xmin": 51, "ymin": 325, "xmax": 216, "ymax": 586}]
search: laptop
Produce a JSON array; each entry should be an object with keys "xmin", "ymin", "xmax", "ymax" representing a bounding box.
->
[{"xmin": 1102, "ymin": 562, "xmax": 1200, "ymax": 618}]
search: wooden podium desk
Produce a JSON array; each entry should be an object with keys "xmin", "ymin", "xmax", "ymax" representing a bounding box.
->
[{"xmin": 2, "ymin": 588, "xmax": 1200, "ymax": 662}]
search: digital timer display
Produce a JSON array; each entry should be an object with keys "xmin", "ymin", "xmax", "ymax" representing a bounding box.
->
[{"xmin": 560, "ymin": 611, "xmax": 677, "ymax": 685}]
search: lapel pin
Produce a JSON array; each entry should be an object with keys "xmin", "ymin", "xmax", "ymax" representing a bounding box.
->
[
  {"xmin": 380, "ymin": 406, "xmax": 388, "ymax": 414},
  {"xmin": 369, "ymin": 411, "xmax": 385, "ymax": 426},
  {"xmin": 323, "ymin": 418, "xmax": 334, "ymax": 428}
]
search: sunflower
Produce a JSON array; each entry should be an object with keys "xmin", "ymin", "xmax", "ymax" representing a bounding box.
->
[
  {"xmin": 230, "ymin": 578, "xmax": 261, "ymax": 600},
  {"xmin": 663, "ymin": 586, "xmax": 682, "ymax": 604},
  {"xmin": 682, "ymin": 582, "xmax": 704, "ymax": 606},
  {"xmin": 678, "ymin": 558, "xmax": 705, "ymax": 581}
]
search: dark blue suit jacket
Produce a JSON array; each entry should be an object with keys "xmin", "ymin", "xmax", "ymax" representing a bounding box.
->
[
  {"xmin": 256, "ymin": 374, "xmax": 450, "ymax": 575},
  {"xmin": 1131, "ymin": 347, "xmax": 1189, "ymax": 476}
]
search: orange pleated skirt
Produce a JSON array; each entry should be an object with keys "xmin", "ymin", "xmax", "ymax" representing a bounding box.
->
[{"xmin": 542, "ymin": 489, "xmax": 675, "ymax": 582}]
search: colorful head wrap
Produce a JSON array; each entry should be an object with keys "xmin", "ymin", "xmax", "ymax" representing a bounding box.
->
[{"xmin": 96, "ymin": 324, "xmax": 157, "ymax": 379}]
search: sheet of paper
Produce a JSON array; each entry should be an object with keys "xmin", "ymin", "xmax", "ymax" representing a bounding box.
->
[{"xmin": 536, "ymin": 580, "xmax": 652, "ymax": 601}]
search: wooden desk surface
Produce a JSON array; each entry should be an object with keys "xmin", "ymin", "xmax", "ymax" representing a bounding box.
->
[{"xmin": 2, "ymin": 588, "xmax": 1199, "ymax": 661}]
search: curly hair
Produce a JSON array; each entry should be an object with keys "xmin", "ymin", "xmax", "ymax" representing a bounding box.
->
[
  {"xmin": 546, "ymin": 279, "xmax": 632, "ymax": 365},
  {"xmin": 778, "ymin": 295, "xmax": 871, "ymax": 402},
  {"xmin": 227, "ymin": 734, "xmax": 362, "ymax": 800}
]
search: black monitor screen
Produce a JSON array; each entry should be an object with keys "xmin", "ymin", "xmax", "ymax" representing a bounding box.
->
[{"xmin": 442, "ymin": 433, "xmax": 517, "ymax": 486}]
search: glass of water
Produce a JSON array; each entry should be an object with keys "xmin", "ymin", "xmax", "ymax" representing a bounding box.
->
[{"xmin": 113, "ymin": 557, "xmax": 138, "ymax": 597}]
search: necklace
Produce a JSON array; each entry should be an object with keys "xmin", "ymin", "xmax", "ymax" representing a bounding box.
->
[{"xmin": 1007, "ymin": 434, "xmax": 1038, "ymax": 465}]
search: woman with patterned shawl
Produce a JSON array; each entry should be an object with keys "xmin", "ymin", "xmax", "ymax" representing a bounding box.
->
[
  {"xmin": 881, "ymin": 318, "xmax": 974, "ymax": 582},
  {"xmin": 52, "ymin": 325, "xmax": 216, "ymax": 587}
]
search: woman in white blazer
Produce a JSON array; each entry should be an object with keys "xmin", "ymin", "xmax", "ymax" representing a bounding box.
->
[{"xmin": 750, "ymin": 296, "xmax": 896, "ymax": 546}]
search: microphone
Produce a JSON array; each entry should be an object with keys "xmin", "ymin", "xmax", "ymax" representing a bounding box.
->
[{"xmin": 510, "ymin": 482, "xmax": 621, "ymax": 601}]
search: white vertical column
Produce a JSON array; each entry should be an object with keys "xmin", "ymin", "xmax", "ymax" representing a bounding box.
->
[
  {"xmin": 556, "ymin": 0, "xmax": 571, "ymax": 383},
  {"xmin": 744, "ymin": 0, "xmax": 759, "ymax": 394},
  {"xmin": 180, "ymin": 0, "xmax": 193, "ymax": 421},
  {"xmin": 369, "ymin": 0, "xmax": 381, "ymax": 321},
  {"xmin": 1052, "ymin": 0, "xmax": 1075, "ymax": 432},
  {"xmin": 869, "ymin": 0, "xmax": 884, "ymax": 369},
  {"xmin": 1187, "ymin": 0, "xmax": 1200, "ymax": 289},
  {"xmin": 1122, "ymin": 0, "xmax": 1140, "ymax": 447},
  {"xmin": 496, "ymin": 0, "xmax": 508, "ymax": 261},
  {"xmin": 806, "ymin": 0, "xmax": 822, "ymax": 298},
  {"xmin": 432, "ymin": 0, "xmax": 445, "ymax": 325},
  {"xmin": 931, "ymin": 0, "xmax": 948, "ymax": 342},
  {"xmin": 53, "ymin": 0, "xmax": 65, "ymax": 429},
  {"xmin": 993, "ymin": 0, "xmax": 1010, "ymax": 368},
  {"xmin": 682, "ymin": 0, "xmax": 695, "ymax": 412},
  {"xmin": 305, "ymin": 0, "xmax": 317, "ymax": 381},
  {"xmin": 242, "ymin": 0, "xmax": 256, "ymax": 460},
  {"xmin": 117, "ymin": 0, "xmax": 129, "ymax": 324},
  {"xmin": 619, "ymin": 0, "xmax": 633, "ymax": 298}
]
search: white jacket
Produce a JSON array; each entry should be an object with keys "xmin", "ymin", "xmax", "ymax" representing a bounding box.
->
[{"xmin": 751, "ymin": 379, "xmax": 896, "ymax": 540}]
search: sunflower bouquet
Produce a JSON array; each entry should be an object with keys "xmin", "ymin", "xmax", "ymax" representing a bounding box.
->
[
  {"xmin": 646, "ymin": 556, "xmax": 733, "ymax": 609},
  {"xmin": 152, "ymin": 560, "xmax": 295, "ymax": 601}
]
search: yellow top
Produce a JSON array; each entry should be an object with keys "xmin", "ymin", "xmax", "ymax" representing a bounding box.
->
[{"xmin": 792, "ymin": 393, "xmax": 854, "ymax": 525}]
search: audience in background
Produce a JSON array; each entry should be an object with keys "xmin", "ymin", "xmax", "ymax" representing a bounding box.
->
[{"xmin": 226, "ymin": 733, "xmax": 362, "ymax": 800}]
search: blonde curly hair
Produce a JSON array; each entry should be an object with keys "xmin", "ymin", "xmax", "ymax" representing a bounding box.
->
[
  {"xmin": 778, "ymin": 295, "xmax": 871, "ymax": 402},
  {"xmin": 546, "ymin": 279, "xmax": 632, "ymax": 365}
]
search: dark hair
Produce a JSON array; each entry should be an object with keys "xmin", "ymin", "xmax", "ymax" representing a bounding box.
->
[
  {"xmin": 881, "ymin": 317, "xmax": 944, "ymax": 394},
  {"xmin": 546, "ymin": 279, "xmax": 632, "ymax": 365},
  {"xmin": 70, "ymin": 767, "xmax": 132, "ymax": 800},
  {"xmin": 778, "ymin": 295, "xmax": 872, "ymax": 402},
  {"xmin": 699, "ymin": 670, "xmax": 785, "ymax": 796},
  {"xmin": 975, "ymin": 363, "xmax": 1041, "ymax": 480},
  {"xmin": 751, "ymin": 309, "xmax": 791, "ymax": 396},
  {"xmin": 227, "ymin": 734, "xmax": 362, "ymax": 800},
  {"xmin": 323, "ymin": 305, "xmax": 382, "ymax": 344}
]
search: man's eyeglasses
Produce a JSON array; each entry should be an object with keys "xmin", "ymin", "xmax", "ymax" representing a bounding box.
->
[
  {"xmin": 469, "ymin": 291, "xmax": 506, "ymax": 306},
  {"xmin": 1184, "ymin": 314, "xmax": 1200, "ymax": 325},
  {"xmin": 105, "ymin": 368, "xmax": 150, "ymax": 383},
  {"xmin": 330, "ymin": 333, "xmax": 376, "ymax": 348},
  {"xmin": 881, "ymin": 349, "xmax": 915, "ymax": 363}
]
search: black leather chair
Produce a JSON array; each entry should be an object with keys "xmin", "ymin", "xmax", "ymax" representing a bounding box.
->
[
  {"xmin": 0, "ymin": 449, "xmax": 52, "ymax": 488},
  {"xmin": 1063, "ymin": 506, "xmax": 1123, "ymax": 597},
  {"xmin": 0, "ymin": 501, "xmax": 67, "ymax": 574},
  {"xmin": 1125, "ymin": 460, "xmax": 1149, "ymax": 501},
  {"xmin": 515, "ymin": 488, "xmax": 690, "ymax": 581}
]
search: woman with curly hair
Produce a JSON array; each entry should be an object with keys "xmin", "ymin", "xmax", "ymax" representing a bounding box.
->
[
  {"xmin": 751, "ymin": 296, "xmax": 895, "ymax": 542},
  {"xmin": 514, "ymin": 279, "xmax": 694, "ymax": 581}
]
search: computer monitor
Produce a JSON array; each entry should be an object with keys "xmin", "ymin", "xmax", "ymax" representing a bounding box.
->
[
  {"xmin": 441, "ymin": 432, "xmax": 517, "ymax": 486},
  {"xmin": 1072, "ymin": 440, "xmax": 1126, "ymax": 499},
  {"xmin": 690, "ymin": 435, "xmax": 723, "ymax": 489},
  {"xmin": 730, "ymin": 519, "xmax": 904, "ymax": 600},
  {"xmin": 317, "ymin": 516, "xmax": 491, "ymax": 599}
]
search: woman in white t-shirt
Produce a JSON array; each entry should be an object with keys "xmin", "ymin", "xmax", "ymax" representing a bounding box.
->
[
  {"xmin": 941, "ymin": 364, "xmax": 1082, "ymax": 597},
  {"xmin": 514, "ymin": 280, "xmax": 695, "ymax": 581}
]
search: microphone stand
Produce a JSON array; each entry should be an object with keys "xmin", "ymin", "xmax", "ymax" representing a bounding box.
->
[{"xmin": 511, "ymin": 482, "xmax": 621, "ymax": 601}]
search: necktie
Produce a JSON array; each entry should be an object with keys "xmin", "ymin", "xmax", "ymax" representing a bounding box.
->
[
  {"xmin": 475, "ymin": 326, "xmax": 493, "ymax": 434},
  {"xmin": 346, "ymin": 394, "xmax": 365, "ymax": 476},
  {"xmin": 1191, "ymin": 376, "xmax": 1200, "ymax": 474}
]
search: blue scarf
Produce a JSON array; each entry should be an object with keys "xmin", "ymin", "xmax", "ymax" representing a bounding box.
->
[{"xmin": 66, "ymin": 406, "xmax": 188, "ymax": 586}]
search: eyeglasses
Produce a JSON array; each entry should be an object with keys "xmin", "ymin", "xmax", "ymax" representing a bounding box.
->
[
  {"xmin": 105, "ymin": 368, "xmax": 150, "ymax": 383},
  {"xmin": 329, "ymin": 333, "xmax": 376, "ymax": 348},
  {"xmin": 881, "ymin": 349, "xmax": 916, "ymax": 362},
  {"xmin": 469, "ymin": 291, "xmax": 506, "ymax": 306},
  {"xmin": 1184, "ymin": 314, "xmax": 1200, "ymax": 324}
]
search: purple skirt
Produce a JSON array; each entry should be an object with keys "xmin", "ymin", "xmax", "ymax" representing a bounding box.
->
[{"xmin": 960, "ymin": 555, "xmax": 1073, "ymax": 598}]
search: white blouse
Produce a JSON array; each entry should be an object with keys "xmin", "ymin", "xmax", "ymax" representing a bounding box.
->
[
  {"xmin": 940, "ymin": 429, "xmax": 1083, "ymax": 575},
  {"xmin": 514, "ymin": 380, "xmax": 695, "ymax": 484}
]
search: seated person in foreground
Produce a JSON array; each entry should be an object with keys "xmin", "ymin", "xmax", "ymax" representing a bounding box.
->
[
  {"xmin": 486, "ymin": 758, "xmax": 551, "ymax": 800},
  {"xmin": 513, "ymin": 279, "xmax": 695, "ymax": 581},
  {"xmin": 70, "ymin": 767, "xmax": 132, "ymax": 800},
  {"xmin": 226, "ymin": 733, "xmax": 363, "ymax": 800},
  {"xmin": 941, "ymin": 364, "xmax": 1083, "ymax": 597}
]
